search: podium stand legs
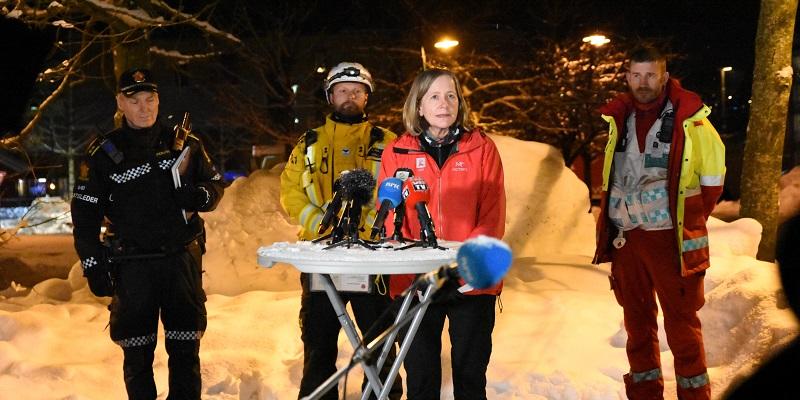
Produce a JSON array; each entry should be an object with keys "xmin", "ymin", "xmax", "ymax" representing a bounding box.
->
[{"xmin": 301, "ymin": 274, "xmax": 437, "ymax": 400}]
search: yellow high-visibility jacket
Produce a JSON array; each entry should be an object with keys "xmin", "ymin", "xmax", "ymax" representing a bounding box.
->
[
  {"xmin": 593, "ymin": 79, "xmax": 726, "ymax": 276},
  {"xmin": 280, "ymin": 114, "xmax": 396, "ymax": 240}
]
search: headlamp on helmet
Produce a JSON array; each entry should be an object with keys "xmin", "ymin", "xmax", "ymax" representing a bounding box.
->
[{"xmin": 324, "ymin": 62, "xmax": 374, "ymax": 103}]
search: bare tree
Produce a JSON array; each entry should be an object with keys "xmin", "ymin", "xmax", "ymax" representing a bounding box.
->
[
  {"xmin": 740, "ymin": 0, "xmax": 798, "ymax": 261},
  {"xmin": 0, "ymin": 0, "xmax": 240, "ymax": 147},
  {"xmin": 196, "ymin": 0, "xmax": 326, "ymax": 151},
  {"xmin": 419, "ymin": 38, "xmax": 626, "ymax": 194}
]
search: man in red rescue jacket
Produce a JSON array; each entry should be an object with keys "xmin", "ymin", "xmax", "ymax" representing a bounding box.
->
[{"xmin": 593, "ymin": 45, "xmax": 725, "ymax": 400}]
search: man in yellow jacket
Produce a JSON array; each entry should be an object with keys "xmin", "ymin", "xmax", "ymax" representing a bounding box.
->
[
  {"xmin": 279, "ymin": 62, "xmax": 401, "ymax": 400},
  {"xmin": 593, "ymin": 45, "xmax": 725, "ymax": 400}
]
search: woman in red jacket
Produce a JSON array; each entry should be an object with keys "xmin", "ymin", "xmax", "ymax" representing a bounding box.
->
[{"xmin": 378, "ymin": 69, "xmax": 506, "ymax": 400}]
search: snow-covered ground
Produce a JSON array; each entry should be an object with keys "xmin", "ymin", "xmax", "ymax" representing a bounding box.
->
[{"xmin": 0, "ymin": 136, "xmax": 797, "ymax": 399}]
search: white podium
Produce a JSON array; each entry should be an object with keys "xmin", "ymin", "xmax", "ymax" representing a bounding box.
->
[{"xmin": 257, "ymin": 240, "xmax": 459, "ymax": 400}]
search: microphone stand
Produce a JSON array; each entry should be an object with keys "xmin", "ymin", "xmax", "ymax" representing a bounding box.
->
[
  {"xmin": 393, "ymin": 231, "xmax": 446, "ymax": 251},
  {"xmin": 301, "ymin": 281, "xmax": 439, "ymax": 400},
  {"xmin": 388, "ymin": 204, "xmax": 419, "ymax": 245},
  {"xmin": 322, "ymin": 200, "xmax": 377, "ymax": 251},
  {"xmin": 394, "ymin": 218, "xmax": 446, "ymax": 250}
]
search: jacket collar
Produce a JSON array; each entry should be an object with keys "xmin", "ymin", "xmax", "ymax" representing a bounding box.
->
[
  {"xmin": 394, "ymin": 127, "xmax": 486, "ymax": 153},
  {"xmin": 599, "ymin": 78, "xmax": 705, "ymax": 128}
]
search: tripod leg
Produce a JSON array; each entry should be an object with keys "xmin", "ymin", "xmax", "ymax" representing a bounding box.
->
[{"xmin": 379, "ymin": 284, "xmax": 436, "ymax": 399}]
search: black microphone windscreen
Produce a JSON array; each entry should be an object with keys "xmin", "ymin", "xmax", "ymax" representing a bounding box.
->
[{"xmin": 339, "ymin": 168, "xmax": 375, "ymax": 204}]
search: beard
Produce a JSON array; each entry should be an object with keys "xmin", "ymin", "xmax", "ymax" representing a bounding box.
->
[
  {"xmin": 334, "ymin": 101, "xmax": 364, "ymax": 117},
  {"xmin": 632, "ymin": 87, "xmax": 659, "ymax": 104}
]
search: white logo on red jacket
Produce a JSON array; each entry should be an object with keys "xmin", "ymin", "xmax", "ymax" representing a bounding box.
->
[
  {"xmin": 452, "ymin": 160, "xmax": 467, "ymax": 172},
  {"xmin": 416, "ymin": 157, "xmax": 426, "ymax": 169}
]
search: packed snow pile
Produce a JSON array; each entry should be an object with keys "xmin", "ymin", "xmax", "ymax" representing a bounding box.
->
[
  {"xmin": 200, "ymin": 168, "xmax": 299, "ymax": 295},
  {"xmin": 492, "ymin": 135, "xmax": 596, "ymax": 258},
  {"xmin": 0, "ymin": 196, "xmax": 72, "ymax": 235},
  {"xmin": 199, "ymin": 134, "xmax": 596, "ymax": 296}
]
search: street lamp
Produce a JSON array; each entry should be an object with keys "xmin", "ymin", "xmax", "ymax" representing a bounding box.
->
[
  {"xmin": 434, "ymin": 38, "xmax": 459, "ymax": 49},
  {"xmin": 582, "ymin": 34, "xmax": 610, "ymax": 47},
  {"xmin": 421, "ymin": 37, "xmax": 460, "ymax": 70},
  {"xmin": 720, "ymin": 66, "xmax": 732, "ymax": 131}
]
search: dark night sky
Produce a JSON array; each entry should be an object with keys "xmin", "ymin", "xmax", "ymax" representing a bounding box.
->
[
  {"xmin": 1, "ymin": 1, "xmax": 793, "ymax": 135},
  {"xmin": 278, "ymin": 0, "xmax": 782, "ymax": 132},
  {"xmin": 289, "ymin": 0, "xmax": 766, "ymax": 99}
]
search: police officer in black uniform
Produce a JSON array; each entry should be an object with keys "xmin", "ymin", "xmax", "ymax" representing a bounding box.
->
[{"xmin": 71, "ymin": 67, "xmax": 225, "ymax": 400}]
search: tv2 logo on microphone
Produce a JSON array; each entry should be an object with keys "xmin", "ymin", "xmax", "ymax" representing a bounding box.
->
[{"xmin": 402, "ymin": 178, "xmax": 428, "ymax": 199}]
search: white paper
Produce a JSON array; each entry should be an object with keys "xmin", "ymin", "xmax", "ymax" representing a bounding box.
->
[{"xmin": 171, "ymin": 147, "xmax": 192, "ymax": 223}]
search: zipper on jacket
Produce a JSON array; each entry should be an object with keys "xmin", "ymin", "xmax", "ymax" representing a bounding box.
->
[{"xmin": 435, "ymin": 147, "xmax": 460, "ymax": 237}]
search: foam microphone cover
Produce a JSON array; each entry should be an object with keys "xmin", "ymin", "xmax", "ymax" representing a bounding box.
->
[
  {"xmin": 402, "ymin": 176, "xmax": 430, "ymax": 207},
  {"xmin": 378, "ymin": 178, "xmax": 403, "ymax": 208},
  {"xmin": 340, "ymin": 168, "xmax": 376, "ymax": 204},
  {"xmin": 456, "ymin": 236, "xmax": 512, "ymax": 289}
]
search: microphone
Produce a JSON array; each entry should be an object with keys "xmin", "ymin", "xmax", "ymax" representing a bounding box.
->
[
  {"xmin": 402, "ymin": 176, "xmax": 437, "ymax": 246},
  {"xmin": 390, "ymin": 168, "xmax": 414, "ymax": 241},
  {"xmin": 370, "ymin": 177, "xmax": 403, "ymax": 239},
  {"xmin": 339, "ymin": 168, "xmax": 376, "ymax": 206},
  {"xmin": 394, "ymin": 167, "xmax": 414, "ymax": 182},
  {"xmin": 317, "ymin": 170, "xmax": 348, "ymax": 234},
  {"xmin": 335, "ymin": 168, "xmax": 376, "ymax": 239},
  {"xmin": 415, "ymin": 236, "xmax": 512, "ymax": 290}
]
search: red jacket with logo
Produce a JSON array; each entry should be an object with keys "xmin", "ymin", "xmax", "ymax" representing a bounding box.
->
[{"xmin": 378, "ymin": 128, "xmax": 506, "ymax": 297}]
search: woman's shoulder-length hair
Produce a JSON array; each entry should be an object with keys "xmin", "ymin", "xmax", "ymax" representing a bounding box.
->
[{"xmin": 402, "ymin": 68, "xmax": 472, "ymax": 136}]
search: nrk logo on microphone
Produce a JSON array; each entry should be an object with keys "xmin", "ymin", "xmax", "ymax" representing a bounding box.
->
[{"xmin": 385, "ymin": 180, "xmax": 401, "ymax": 191}]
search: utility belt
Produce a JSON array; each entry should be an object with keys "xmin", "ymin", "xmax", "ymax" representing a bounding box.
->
[{"xmin": 104, "ymin": 231, "xmax": 205, "ymax": 263}]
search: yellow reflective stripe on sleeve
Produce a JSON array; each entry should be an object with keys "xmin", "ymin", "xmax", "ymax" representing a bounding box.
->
[
  {"xmin": 305, "ymin": 213, "xmax": 323, "ymax": 234},
  {"xmin": 299, "ymin": 203, "xmax": 320, "ymax": 230},
  {"xmin": 304, "ymin": 183, "xmax": 323, "ymax": 208},
  {"xmin": 364, "ymin": 211, "xmax": 376, "ymax": 228}
]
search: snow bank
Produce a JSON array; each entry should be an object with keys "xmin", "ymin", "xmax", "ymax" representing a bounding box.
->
[{"xmin": 492, "ymin": 135, "xmax": 596, "ymax": 258}]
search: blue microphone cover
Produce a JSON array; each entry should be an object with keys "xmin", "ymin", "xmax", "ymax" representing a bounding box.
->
[
  {"xmin": 377, "ymin": 178, "xmax": 403, "ymax": 208},
  {"xmin": 456, "ymin": 236, "xmax": 512, "ymax": 289}
]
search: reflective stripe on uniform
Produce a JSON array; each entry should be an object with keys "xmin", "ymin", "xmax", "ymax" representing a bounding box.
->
[
  {"xmin": 115, "ymin": 333, "xmax": 157, "ymax": 348},
  {"xmin": 299, "ymin": 203, "xmax": 320, "ymax": 230},
  {"xmin": 364, "ymin": 211, "xmax": 376, "ymax": 229},
  {"xmin": 81, "ymin": 257, "xmax": 98, "ymax": 271},
  {"xmin": 631, "ymin": 368, "xmax": 662, "ymax": 383},
  {"xmin": 677, "ymin": 372, "xmax": 709, "ymax": 389},
  {"xmin": 165, "ymin": 330, "xmax": 204, "ymax": 341},
  {"xmin": 700, "ymin": 175, "xmax": 723, "ymax": 186},
  {"xmin": 682, "ymin": 236, "xmax": 709, "ymax": 252}
]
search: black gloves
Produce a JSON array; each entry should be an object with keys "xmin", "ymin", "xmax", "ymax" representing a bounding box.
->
[
  {"xmin": 82, "ymin": 253, "xmax": 114, "ymax": 297},
  {"xmin": 174, "ymin": 184, "xmax": 210, "ymax": 210}
]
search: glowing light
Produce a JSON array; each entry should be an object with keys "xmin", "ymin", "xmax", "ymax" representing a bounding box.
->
[
  {"xmin": 582, "ymin": 34, "xmax": 610, "ymax": 47},
  {"xmin": 434, "ymin": 39, "xmax": 459, "ymax": 50}
]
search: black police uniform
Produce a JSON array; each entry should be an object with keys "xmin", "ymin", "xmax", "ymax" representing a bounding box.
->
[{"xmin": 71, "ymin": 120, "xmax": 224, "ymax": 399}]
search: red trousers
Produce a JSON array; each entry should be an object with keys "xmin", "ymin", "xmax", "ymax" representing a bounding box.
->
[{"xmin": 610, "ymin": 228, "xmax": 710, "ymax": 400}]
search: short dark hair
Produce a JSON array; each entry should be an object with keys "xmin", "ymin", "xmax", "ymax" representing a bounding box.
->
[{"xmin": 627, "ymin": 44, "xmax": 667, "ymax": 65}]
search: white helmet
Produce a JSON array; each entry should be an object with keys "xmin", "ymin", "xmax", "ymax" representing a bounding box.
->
[{"xmin": 324, "ymin": 62, "xmax": 374, "ymax": 100}]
